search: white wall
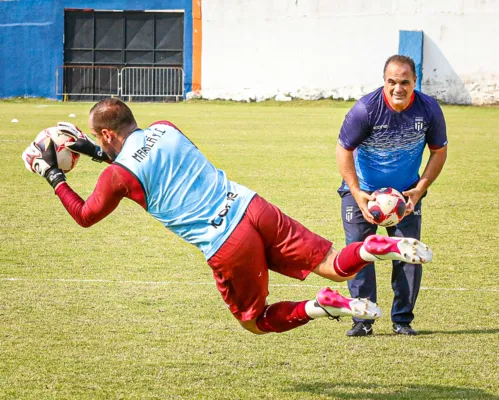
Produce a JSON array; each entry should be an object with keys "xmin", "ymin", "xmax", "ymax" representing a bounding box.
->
[{"xmin": 200, "ymin": 0, "xmax": 499, "ymax": 105}]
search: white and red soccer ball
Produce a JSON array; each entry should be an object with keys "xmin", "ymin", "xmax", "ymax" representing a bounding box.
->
[
  {"xmin": 26, "ymin": 126, "xmax": 80, "ymax": 173},
  {"xmin": 368, "ymin": 187, "xmax": 407, "ymax": 227}
]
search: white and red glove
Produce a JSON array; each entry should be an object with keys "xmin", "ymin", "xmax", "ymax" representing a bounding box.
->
[
  {"xmin": 22, "ymin": 137, "xmax": 66, "ymax": 189},
  {"xmin": 57, "ymin": 121, "xmax": 110, "ymax": 163}
]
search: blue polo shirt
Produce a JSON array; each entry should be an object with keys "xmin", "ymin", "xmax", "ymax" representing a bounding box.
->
[{"xmin": 338, "ymin": 87, "xmax": 447, "ymax": 192}]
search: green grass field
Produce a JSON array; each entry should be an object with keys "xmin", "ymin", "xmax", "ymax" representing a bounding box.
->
[{"xmin": 0, "ymin": 99, "xmax": 498, "ymax": 399}]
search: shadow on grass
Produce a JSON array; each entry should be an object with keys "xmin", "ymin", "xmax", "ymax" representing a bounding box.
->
[
  {"xmin": 287, "ymin": 382, "xmax": 498, "ymax": 399},
  {"xmin": 416, "ymin": 328, "xmax": 499, "ymax": 336},
  {"xmin": 371, "ymin": 328, "xmax": 499, "ymax": 337}
]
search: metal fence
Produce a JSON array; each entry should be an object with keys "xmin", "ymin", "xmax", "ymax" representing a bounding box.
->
[
  {"xmin": 120, "ymin": 67, "xmax": 184, "ymax": 101},
  {"xmin": 56, "ymin": 66, "xmax": 184, "ymax": 101},
  {"xmin": 56, "ymin": 66, "xmax": 120, "ymax": 99}
]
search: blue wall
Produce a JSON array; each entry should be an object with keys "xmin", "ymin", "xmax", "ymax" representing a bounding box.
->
[
  {"xmin": 0, "ymin": 0, "xmax": 192, "ymax": 98},
  {"xmin": 398, "ymin": 30, "xmax": 424, "ymax": 92}
]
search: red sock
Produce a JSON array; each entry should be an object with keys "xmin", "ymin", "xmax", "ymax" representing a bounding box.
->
[
  {"xmin": 333, "ymin": 242, "xmax": 369, "ymax": 278},
  {"xmin": 256, "ymin": 301, "xmax": 311, "ymax": 333}
]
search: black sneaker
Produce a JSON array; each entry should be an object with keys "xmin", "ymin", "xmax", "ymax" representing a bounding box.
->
[
  {"xmin": 346, "ymin": 321, "xmax": 373, "ymax": 337},
  {"xmin": 392, "ymin": 323, "xmax": 417, "ymax": 335}
]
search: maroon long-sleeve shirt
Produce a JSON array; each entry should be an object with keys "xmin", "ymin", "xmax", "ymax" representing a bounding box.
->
[{"xmin": 55, "ymin": 164, "xmax": 146, "ymax": 227}]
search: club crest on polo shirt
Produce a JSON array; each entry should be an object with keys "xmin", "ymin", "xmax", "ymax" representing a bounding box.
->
[{"xmin": 414, "ymin": 117, "xmax": 425, "ymax": 131}]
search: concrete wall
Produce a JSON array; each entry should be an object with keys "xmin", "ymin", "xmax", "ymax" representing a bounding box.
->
[
  {"xmin": 1, "ymin": 0, "xmax": 497, "ymax": 104},
  {"xmin": 201, "ymin": 0, "xmax": 499, "ymax": 104},
  {"xmin": 0, "ymin": 0, "xmax": 193, "ymax": 99}
]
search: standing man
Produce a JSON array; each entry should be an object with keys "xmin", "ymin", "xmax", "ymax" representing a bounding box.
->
[
  {"xmin": 336, "ymin": 55, "xmax": 448, "ymax": 336},
  {"xmin": 22, "ymin": 98, "xmax": 433, "ymax": 336}
]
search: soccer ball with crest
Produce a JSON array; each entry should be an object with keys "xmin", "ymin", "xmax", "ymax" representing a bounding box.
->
[
  {"xmin": 368, "ymin": 187, "xmax": 407, "ymax": 227},
  {"xmin": 32, "ymin": 126, "xmax": 80, "ymax": 173}
]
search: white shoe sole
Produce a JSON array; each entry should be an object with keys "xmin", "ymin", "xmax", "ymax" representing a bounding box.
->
[
  {"xmin": 367, "ymin": 237, "xmax": 433, "ymax": 264},
  {"xmin": 318, "ymin": 298, "xmax": 382, "ymax": 320}
]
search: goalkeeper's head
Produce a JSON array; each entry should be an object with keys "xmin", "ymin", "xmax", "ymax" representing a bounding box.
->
[{"xmin": 88, "ymin": 97, "xmax": 138, "ymax": 160}]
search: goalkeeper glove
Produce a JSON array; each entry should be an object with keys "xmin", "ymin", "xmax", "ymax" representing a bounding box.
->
[
  {"xmin": 57, "ymin": 121, "xmax": 111, "ymax": 163},
  {"xmin": 28, "ymin": 138, "xmax": 66, "ymax": 189}
]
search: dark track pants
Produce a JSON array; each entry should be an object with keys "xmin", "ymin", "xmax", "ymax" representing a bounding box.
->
[{"xmin": 340, "ymin": 191, "xmax": 423, "ymax": 325}]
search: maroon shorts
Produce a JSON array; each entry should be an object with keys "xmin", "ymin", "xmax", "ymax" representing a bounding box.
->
[{"xmin": 207, "ymin": 194, "xmax": 332, "ymax": 321}]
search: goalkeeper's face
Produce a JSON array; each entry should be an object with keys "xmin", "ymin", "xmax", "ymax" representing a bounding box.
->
[
  {"xmin": 88, "ymin": 124, "xmax": 121, "ymax": 161},
  {"xmin": 88, "ymin": 100, "xmax": 136, "ymax": 161}
]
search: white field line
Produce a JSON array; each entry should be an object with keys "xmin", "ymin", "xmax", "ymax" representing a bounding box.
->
[{"xmin": 1, "ymin": 277, "xmax": 498, "ymax": 292}]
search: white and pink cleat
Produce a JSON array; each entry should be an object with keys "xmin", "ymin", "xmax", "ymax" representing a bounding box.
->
[
  {"xmin": 316, "ymin": 287, "xmax": 382, "ymax": 320},
  {"xmin": 362, "ymin": 234, "xmax": 433, "ymax": 264}
]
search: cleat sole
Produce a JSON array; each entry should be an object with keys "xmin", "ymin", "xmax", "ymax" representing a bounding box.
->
[
  {"xmin": 316, "ymin": 288, "xmax": 382, "ymax": 320},
  {"xmin": 364, "ymin": 235, "xmax": 433, "ymax": 264}
]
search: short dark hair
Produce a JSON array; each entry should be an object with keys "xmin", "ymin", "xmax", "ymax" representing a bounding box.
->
[
  {"xmin": 89, "ymin": 97, "xmax": 137, "ymax": 136},
  {"xmin": 383, "ymin": 55, "xmax": 416, "ymax": 78}
]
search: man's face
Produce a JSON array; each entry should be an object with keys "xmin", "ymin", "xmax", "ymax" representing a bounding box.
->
[
  {"xmin": 88, "ymin": 115, "xmax": 119, "ymax": 160},
  {"xmin": 383, "ymin": 62, "xmax": 416, "ymax": 111}
]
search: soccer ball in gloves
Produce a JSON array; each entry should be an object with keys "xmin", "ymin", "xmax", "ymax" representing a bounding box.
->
[
  {"xmin": 368, "ymin": 187, "xmax": 407, "ymax": 227},
  {"xmin": 25, "ymin": 126, "xmax": 81, "ymax": 173}
]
